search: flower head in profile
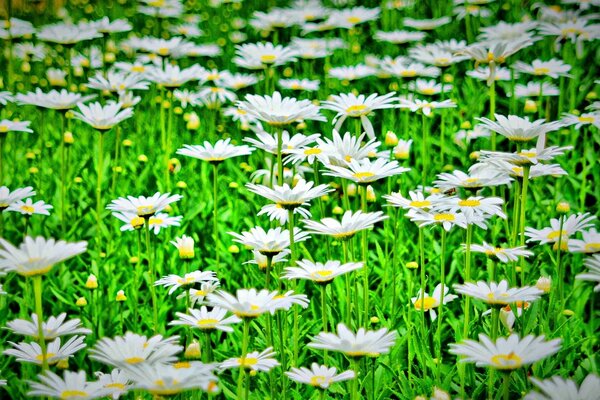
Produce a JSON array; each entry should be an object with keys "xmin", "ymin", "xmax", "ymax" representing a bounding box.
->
[
  {"xmin": 525, "ymin": 373, "xmax": 600, "ymax": 400},
  {"xmin": 37, "ymin": 22, "xmax": 102, "ymax": 44},
  {"xmin": 383, "ymin": 190, "xmax": 441, "ymax": 212},
  {"xmin": 28, "ymin": 370, "xmax": 111, "ymax": 399},
  {"xmin": 5, "ymin": 198, "xmax": 52, "ymax": 216},
  {"xmin": 169, "ymin": 306, "xmax": 241, "ymax": 332},
  {"xmin": 4, "ymin": 336, "xmax": 86, "ymax": 365},
  {"xmin": 0, "ymin": 186, "xmax": 34, "ymax": 211},
  {"xmin": 171, "ymin": 235, "xmax": 195, "ymax": 259},
  {"xmin": 324, "ymin": 157, "xmax": 410, "ymax": 184},
  {"xmin": 72, "ymin": 101, "xmax": 133, "ymax": 131},
  {"xmin": 207, "ymin": 288, "xmax": 308, "ymax": 318},
  {"xmin": 236, "ymin": 91, "xmax": 325, "ymax": 126},
  {"xmin": 453, "ymin": 280, "xmax": 543, "ymax": 306},
  {"xmin": 397, "ymin": 98, "xmax": 456, "ymax": 116},
  {"xmin": 155, "ymin": 270, "xmax": 218, "ymax": 295},
  {"xmin": 576, "ymin": 254, "xmax": 600, "ymax": 292},
  {"xmin": 229, "ymin": 226, "xmax": 309, "ymax": 256},
  {"xmin": 0, "ymin": 237, "xmax": 87, "ymax": 277},
  {"xmin": 234, "ymin": 42, "xmax": 298, "ymax": 70},
  {"xmin": 319, "ymin": 130, "xmax": 380, "ymax": 166},
  {"xmin": 513, "ymin": 59, "xmax": 571, "ymax": 79},
  {"xmin": 0, "ymin": 119, "xmax": 33, "ymax": 134},
  {"xmin": 525, "ymin": 213, "xmax": 595, "ymax": 247},
  {"xmin": 15, "ymin": 88, "xmax": 96, "ymax": 110},
  {"xmin": 247, "ymin": 179, "xmax": 333, "ymax": 209},
  {"xmin": 107, "ymin": 192, "xmax": 183, "ymax": 218},
  {"xmin": 177, "ymin": 138, "xmax": 254, "ymax": 164},
  {"xmin": 302, "ymin": 210, "xmax": 388, "ymax": 240},
  {"xmin": 285, "ymin": 363, "xmax": 355, "ymax": 389},
  {"xmin": 87, "ymin": 71, "xmax": 149, "ymax": 94},
  {"xmin": 124, "ymin": 362, "xmax": 219, "ymax": 395},
  {"xmin": 220, "ymin": 348, "xmax": 280, "ymax": 372},
  {"xmin": 6, "ymin": 313, "xmax": 91, "ymax": 340},
  {"xmin": 308, "ymin": 323, "xmax": 396, "ymax": 357},
  {"xmin": 412, "ymin": 283, "xmax": 458, "ymax": 320},
  {"xmin": 467, "ymin": 242, "xmax": 533, "ymax": 263},
  {"xmin": 449, "ymin": 333, "xmax": 561, "ymax": 370},
  {"xmin": 282, "ymin": 260, "xmax": 364, "ymax": 284},
  {"xmin": 476, "ymin": 114, "xmax": 562, "ymax": 142},
  {"xmin": 321, "ymin": 92, "xmax": 398, "ymax": 139}
]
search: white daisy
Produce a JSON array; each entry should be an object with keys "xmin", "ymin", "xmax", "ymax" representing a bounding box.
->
[
  {"xmin": 124, "ymin": 362, "xmax": 219, "ymax": 395},
  {"xmin": 525, "ymin": 213, "xmax": 595, "ymax": 246},
  {"xmin": 281, "ymin": 260, "xmax": 364, "ymax": 283},
  {"xmin": 467, "ymin": 242, "xmax": 534, "ymax": 263},
  {"xmin": 247, "ymin": 179, "xmax": 332, "ymax": 209},
  {"xmin": 576, "ymin": 254, "xmax": 600, "ymax": 292},
  {"xmin": 169, "ymin": 306, "xmax": 241, "ymax": 332},
  {"xmin": 72, "ymin": 102, "xmax": 133, "ymax": 131},
  {"xmin": 155, "ymin": 270, "xmax": 218, "ymax": 295},
  {"xmin": 236, "ymin": 91, "xmax": 325, "ymax": 126},
  {"xmin": 513, "ymin": 59, "xmax": 572, "ymax": 79},
  {"xmin": 229, "ymin": 226, "xmax": 309, "ymax": 256},
  {"xmin": 323, "ymin": 157, "xmax": 410, "ymax": 185},
  {"xmin": 285, "ymin": 363, "xmax": 355, "ymax": 389},
  {"xmin": 107, "ymin": 192, "xmax": 183, "ymax": 218},
  {"xmin": 5, "ymin": 198, "xmax": 52, "ymax": 216},
  {"xmin": 525, "ymin": 374, "xmax": 600, "ymax": 400},
  {"xmin": 15, "ymin": 89, "xmax": 96, "ymax": 110},
  {"xmin": 220, "ymin": 348, "xmax": 280, "ymax": 372},
  {"xmin": 177, "ymin": 138, "xmax": 254, "ymax": 163},
  {"xmin": 453, "ymin": 280, "xmax": 543, "ymax": 306},
  {"xmin": 308, "ymin": 323, "xmax": 397, "ymax": 357},
  {"xmin": 28, "ymin": 370, "xmax": 110, "ymax": 399},
  {"xmin": 569, "ymin": 229, "xmax": 600, "ymax": 254},
  {"xmin": 4, "ymin": 336, "xmax": 86, "ymax": 365},
  {"xmin": 6, "ymin": 313, "xmax": 91, "ymax": 339},
  {"xmin": 411, "ymin": 283, "xmax": 458, "ymax": 321},
  {"xmin": 397, "ymin": 98, "xmax": 457, "ymax": 116},
  {"xmin": 0, "ymin": 119, "xmax": 33, "ymax": 133},
  {"xmin": 302, "ymin": 210, "xmax": 388, "ymax": 240}
]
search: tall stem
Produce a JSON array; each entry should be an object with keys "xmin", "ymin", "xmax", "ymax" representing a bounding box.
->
[
  {"xmin": 518, "ymin": 166, "xmax": 530, "ymax": 286},
  {"xmin": 60, "ymin": 114, "xmax": 66, "ymax": 235},
  {"xmin": 213, "ymin": 163, "xmax": 220, "ymax": 269},
  {"xmin": 96, "ymin": 131, "xmax": 105, "ymax": 252},
  {"xmin": 502, "ymin": 372, "xmax": 511, "ymax": 400},
  {"xmin": 436, "ymin": 228, "xmax": 447, "ymax": 382},
  {"xmin": 145, "ymin": 220, "xmax": 159, "ymax": 334},
  {"xmin": 33, "ymin": 276, "xmax": 48, "ymax": 370},
  {"xmin": 421, "ymin": 113, "xmax": 428, "ymax": 188},
  {"xmin": 276, "ymin": 127, "xmax": 284, "ymax": 186},
  {"xmin": 555, "ymin": 215, "xmax": 566, "ymax": 311},
  {"xmin": 343, "ymin": 240, "xmax": 352, "ymax": 324},
  {"xmin": 361, "ymin": 185, "xmax": 369, "ymax": 324},
  {"xmin": 489, "ymin": 80, "xmax": 496, "ymax": 150},
  {"xmin": 237, "ymin": 318, "xmax": 250, "ymax": 399},
  {"xmin": 320, "ymin": 284, "xmax": 329, "ymax": 364},
  {"xmin": 463, "ymin": 224, "xmax": 473, "ymax": 338}
]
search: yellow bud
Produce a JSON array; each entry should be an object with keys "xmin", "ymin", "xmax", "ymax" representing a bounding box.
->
[
  {"xmin": 406, "ymin": 261, "xmax": 419, "ymax": 269},
  {"xmin": 129, "ymin": 256, "xmax": 139, "ymax": 264},
  {"xmin": 26, "ymin": 151, "xmax": 36, "ymax": 160},
  {"xmin": 76, "ymin": 297, "xmax": 88, "ymax": 307},
  {"xmin": 176, "ymin": 181, "xmax": 187, "ymax": 189},
  {"xmin": 460, "ymin": 121, "xmax": 472, "ymax": 129},
  {"xmin": 563, "ymin": 309, "xmax": 574, "ymax": 316},
  {"xmin": 184, "ymin": 340, "xmax": 201, "ymax": 359},
  {"xmin": 332, "ymin": 206, "xmax": 344, "ymax": 215},
  {"xmin": 385, "ymin": 131, "xmax": 398, "ymax": 147},
  {"xmin": 283, "ymin": 67, "xmax": 293, "ymax": 78},
  {"xmin": 138, "ymin": 154, "xmax": 148, "ymax": 163},
  {"xmin": 187, "ymin": 118, "xmax": 200, "ymax": 130},
  {"xmin": 536, "ymin": 276, "xmax": 551, "ymax": 293},
  {"xmin": 74, "ymin": 176, "xmax": 83, "ymax": 184},
  {"xmin": 443, "ymin": 73, "xmax": 453, "ymax": 83},
  {"xmin": 56, "ymin": 359, "xmax": 69, "ymax": 369},
  {"xmin": 174, "ymin": 106, "xmax": 183, "ymax": 115},
  {"xmin": 469, "ymin": 151, "xmax": 480, "ymax": 160},
  {"xmin": 85, "ymin": 274, "xmax": 98, "ymax": 289},
  {"xmin": 21, "ymin": 62, "xmax": 31, "ymax": 73},
  {"xmin": 586, "ymin": 91, "xmax": 597, "ymax": 100},
  {"xmin": 321, "ymin": 194, "xmax": 330, "ymax": 202},
  {"xmin": 104, "ymin": 52, "xmax": 116, "ymax": 63},
  {"xmin": 366, "ymin": 185, "xmax": 376, "ymax": 202},
  {"xmin": 249, "ymin": 370, "xmax": 258, "ymax": 377},
  {"xmin": 229, "ymin": 245, "xmax": 240, "ymax": 253},
  {"xmin": 347, "ymin": 184, "xmax": 357, "ymax": 197},
  {"xmin": 296, "ymin": 121, "xmax": 307, "ymax": 130},
  {"xmin": 122, "ymin": 139, "xmax": 133, "ymax": 147},
  {"xmin": 28, "ymin": 166, "xmax": 39, "ymax": 174},
  {"xmin": 515, "ymin": 266, "xmax": 522, "ymax": 273},
  {"xmin": 116, "ymin": 290, "xmax": 127, "ymax": 301},
  {"xmin": 169, "ymin": 158, "xmax": 181, "ymax": 174},
  {"xmin": 63, "ymin": 131, "xmax": 74, "ymax": 144},
  {"xmin": 229, "ymin": 182, "xmax": 239, "ymax": 189},
  {"xmin": 389, "ymin": 82, "xmax": 399, "ymax": 91},
  {"xmin": 370, "ymin": 316, "xmax": 379, "ymax": 324},
  {"xmin": 162, "ymin": 100, "xmax": 171, "ymax": 109},
  {"xmin": 556, "ymin": 202, "xmax": 570, "ymax": 213},
  {"xmin": 524, "ymin": 99, "xmax": 537, "ymax": 114}
]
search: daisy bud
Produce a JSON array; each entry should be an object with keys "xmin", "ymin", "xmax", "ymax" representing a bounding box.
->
[
  {"xmin": 385, "ymin": 131, "xmax": 398, "ymax": 147},
  {"xmin": 460, "ymin": 121, "xmax": 472, "ymax": 129},
  {"xmin": 56, "ymin": 359, "xmax": 69, "ymax": 369},
  {"xmin": 347, "ymin": 184, "xmax": 357, "ymax": 197},
  {"xmin": 131, "ymin": 217, "xmax": 144, "ymax": 230},
  {"xmin": 162, "ymin": 100, "xmax": 171, "ymax": 109},
  {"xmin": 174, "ymin": 106, "xmax": 184, "ymax": 115},
  {"xmin": 172, "ymin": 235, "xmax": 195, "ymax": 260},
  {"xmin": 116, "ymin": 290, "xmax": 127, "ymax": 302},
  {"xmin": 176, "ymin": 181, "xmax": 187, "ymax": 189},
  {"xmin": 74, "ymin": 66, "xmax": 84, "ymax": 77},
  {"xmin": 586, "ymin": 91, "xmax": 597, "ymax": 101},
  {"xmin": 138, "ymin": 154, "xmax": 148, "ymax": 163},
  {"xmin": 321, "ymin": 194, "xmax": 330, "ymax": 202},
  {"xmin": 443, "ymin": 73, "xmax": 453, "ymax": 83},
  {"xmin": 370, "ymin": 316, "xmax": 379, "ymax": 324},
  {"xmin": 296, "ymin": 121, "xmax": 307, "ymax": 130},
  {"xmin": 229, "ymin": 245, "xmax": 240, "ymax": 254},
  {"xmin": 406, "ymin": 261, "xmax": 419, "ymax": 269},
  {"xmin": 168, "ymin": 158, "xmax": 181, "ymax": 174},
  {"xmin": 76, "ymin": 297, "xmax": 87, "ymax": 307},
  {"xmin": 432, "ymin": 387, "xmax": 450, "ymax": 400},
  {"xmin": 366, "ymin": 186, "xmax": 376, "ymax": 202},
  {"xmin": 63, "ymin": 131, "xmax": 74, "ymax": 145},
  {"xmin": 415, "ymin": 396, "xmax": 427, "ymax": 400},
  {"xmin": 229, "ymin": 182, "xmax": 239, "ymax": 189},
  {"xmin": 552, "ymin": 241, "xmax": 568, "ymax": 252},
  {"xmin": 536, "ymin": 276, "xmax": 551, "ymax": 293},
  {"xmin": 563, "ymin": 309, "xmax": 574, "ymax": 316},
  {"xmin": 74, "ymin": 177, "xmax": 83, "ymax": 184},
  {"xmin": 187, "ymin": 116, "xmax": 200, "ymax": 130},
  {"xmin": 389, "ymin": 82, "xmax": 399, "ymax": 91},
  {"xmin": 184, "ymin": 340, "xmax": 201, "ymax": 359},
  {"xmin": 85, "ymin": 274, "xmax": 98, "ymax": 289},
  {"xmin": 122, "ymin": 139, "xmax": 133, "ymax": 147},
  {"xmin": 524, "ymin": 99, "xmax": 537, "ymax": 114},
  {"xmin": 249, "ymin": 370, "xmax": 258, "ymax": 377},
  {"xmin": 469, "ymin": 151, "xmax": 480, "ymax": 160},
  {"xmin": 28, "ymin": 166, "xmax": 39, "ymax": 174},
  {"xmin": 21, "ymin": 62, "xmax": 31, "ymax": 73},
  {"xmin": 26, "ymin": 151, "xmax": 36, "ymax": 160},
  {"xmin": 129, "ymin": 256, "xmax": 139, "ymax": 264},
  {"xmin": 332, "ymin": 206, "xmax": 344, "ymax": 215},
  {"xmin": 556, "ymin": 202, "xmax": 570, "ymax": 213},
  {"xmin": 113, "ymin": 166, "xmax": 123, "ymax": 174}
]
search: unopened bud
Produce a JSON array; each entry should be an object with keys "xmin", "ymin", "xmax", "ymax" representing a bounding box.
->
[
  {"xmin": 524, "ymin": 99, "xmax": 537, "ymax": 114},
  {"xmin": 385, "ymin": 131, "xmax": 398, "ymax": 147},
  {"xmin": 116, "ymin": 290, "xmax": 127, "ymax": 301},
  {"xmin": 76, "ymin": 297, "xmax": 87, "ymax": 307},
  {"xmin": 556, "ymin": 202, "xmax": 570, "ymax": 213},
  {"xmin": 536, "ymin": 276, "xmax": 551, "ymax": 293},
  {"xmin": 228, "ymin": 245, "xmax": 240, "ymax": 254},
  {"xmin": 332, "ymin": 206, "xmax": 344, "ymax": 215},
  {"xmin": 85, "ymin": 274, "xmax": 98, "ymax": 289},
  {"xmin": 184, "ymin": 340, "xmax": 201, "ymax": 359},
  {"xmin": 406, "ymin": 261, "xmax": 419, "ymax": 269}
]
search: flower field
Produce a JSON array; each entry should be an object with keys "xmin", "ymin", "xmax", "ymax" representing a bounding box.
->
[{"xmin": 0, "ymin": 0, "xmax": 599, "ymax": 399}]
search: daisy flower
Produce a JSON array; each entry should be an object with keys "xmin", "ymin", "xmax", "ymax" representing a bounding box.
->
[
  {"xmin": 404, "ymin": 16, "xmax": 450, "ymax": 30},
  {"xmin": 171, "ymin": 235, "xmax": 194, "ymax": 259},
  {"xmin": 281, "ymin": 260, "xmax": 364, "ymax": 284},
  {"xmin": 87, "ymin": 71, "xmax": 149, "ymax": 94},
  {"xmin": 409, "ymin": 79, "xmax": 452, "ymax": 96},
  {"xmin": 411, "ymin": 283, "xmax": 458, "ymax": 320},
  {"xmin": 513, "ymin": 59, "xmax": 572, "ymax": 79},
  {"xmin": 514, "ymin": 82, "xmax": 560, "ymax": 98},
  {"xmin": 319, "ymin": 130, "xmax": 380, "ymax": 166},
  {"xmin": 220, "ymin": 348, "xmax": 280, "ymax": 372},
  {"xmin": 285, "ymin": 363, "xmax": 355, "ymax": 389},
  {"xmin": 124, "ymin": 362, "xmax": 219, "ymax": 395},
  {"xmin": 6, "ymin": 313, "xmax": 91, "ymax": 339},
  {"xmin": 308, "ymin": 323, "xmax": 396, "ymax": 357},
  {"xmin": 37, "ymin": 22, "xmax": 102, "ymax": 44},
  {"xmin": 5, "ymin": 198, "xmax": 52, "ymax": 216},
  {"xmin": 236, "ymin": 91, "xmax": 325, "ymax": 127},
  {"xmin": 0, "ymin": 236, "xmax": 87, "ymax": 277},
  {"xmin": 198, "ymin": 87, "xmax": 237, "ymax": 109},
  {"xmin": 0, "ymin": 119, "xmax": 33, "ymax": 133},
  {"xmin": 28, "ymin": 370, "xmax": 110, "ymax": 399},
  {"xmin": 397, "ymin": 98, "xmax": 456, "ymax": 116},
  {"xmin": 323, "ymin": 157, "xmax": 410, "ymax": 185},
  {"xmin": 257, "ymin": 203, "xmax": 311, "ymax": 225},
  {"xmin": 207, "ymin": 288, "xmax": 308, "ymax": 318},
  {"xmin": 569, "ymin": 228, "xmax": 600, "ymax": 254},
  {"xmin": 475, "ymin": 114, "xmax": 562, "ymax": 142},
  {"xmin": 467, "ymin": 242, "xmax": 533, "ymax": 263},
  {"xmin": 4, "ymin": 336, "xmax": 86, "ymax": 365},
  {"xmin": 302, "ymin": 210, "xmax": 388, "ymax": 240},
  {"xmin": 247, "ymin": 179, "xmax": 332, "ymax": 209},
  {"xmin": 328, "ymin": 65, "xmax": 377, "ymax": 81},
  {"xmin": 525, "ymin": 213, "xmax": 595, "ymax": 246},
  {"xmin": 453, "ymin": 280, "xmax": 543, "ymax": 306},
  {"xmin": 576, "ymin": 254, "xmax": 600, "ymax": 292},
  {"xmin": 234, "ymin": 42, "xmax": 298, "ymax": 70},
  {"xmin": 409, "ymin": 45, "xmax": 468, "ymax": 68},
  {"xmin": 244, "ymin": 130, "xmax": 320, "ymax": 155},
  {"xmin": 525, "ymin": 373, "xmax": 600, "ymax": 400},
  {"xmin": 434, "ymin": 196, "xmax": 506, "ymax": 220},
  {"xmin": 89, "ymin": 332, "xmax": 182, "ymax": 368},
  {"xmin": 72, "ymin": 102, "xmax": 133, "ymax": 131},
  {"xmin": 374, "ymin": 30, "xmax": 426, "ymax": 44},
  {"xmin": 383, "ymin": 190, "xmax": 441, "ymax": 212},
  {"xmin": 155, "ymin": 270, "xmax": 218, "ymax": 295},
  {"xmin": 244, "ymin": 250, "xmax": 289, "ymax": 270},
  {"xmin": 449, "ymin": 333, "xmax": 561, "ymax": 370},
  {"xmin": 560, "ymin": 112, "xmax": 600, "ymax": 130},
  {"xmin": 406, "ymin": 209, "xmax": 470, "ymax": 231},
  {"xmin": 229, "ymin": 226, "xmax": 309, "ymax": 256},
  {"xmin": 169, "ymin": 306, "xmax": 241, "ymax": 332},
  {"xmin": 179, "ymin": 281, "xmax": 221, "ymax": 307},
  {"xmin": 321, "ymin": 92, "xmax": 398, "ymax": 140},
  {"xmin": 144, "ymin": 64, "xmax": 204, "ymax": 88},
  {"xmin": 219, "ymin": 73, "xmax": 260, "ymax": 90},
  {"xmin": 466, "ymin": 66, "xmax": 513, "ymax": 82},
  {"xmin": 89, "ymin": 16, "xmax": 132, "ymax": 34},
  {"xmin": 285, "ymin": 145, "xmax": 331, "ymax": 166},
  {"xmin": 95, "ymin": 369, "xmax": 132, "ymax": 399},
  {"xmin": 434, "ymin": 169, "xmax": 510, "ymax": 191},
  {"xmin": 278, "ymin": 79, "xmax": 320, "ymax": 92},
  {"xmin": 177, "ymin": 138, "xmax": 254, "ymax": 164},
  {"xmin": 107, "ymin": 192, "xmax": 183, "ymax": 218},
  {"xmin": 381, "ymin": 61, "xmax": 441, "ymax": 79},
  {"xmin": 15, "ymin": 88, "xmax": 97, "ymax": 110}
]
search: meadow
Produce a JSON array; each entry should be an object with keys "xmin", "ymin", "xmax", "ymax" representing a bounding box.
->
[{"xmin": 0, "ymin": 0, "xmax": 599, "ymax": 399}]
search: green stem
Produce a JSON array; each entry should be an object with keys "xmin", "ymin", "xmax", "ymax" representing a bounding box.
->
[
  {"xmin": 96, "ymin": 131, "xmax": 105, "ymax": 253},
  {"xmin": 489, "ymin": 80, "xmax": 496, "ymax": 150},
  {"xmin": 145, "ymin": 220, "xmax": 159, "ymax": 334},
  {"xmin": 213, "ymin": 163, "xmax": 220, "ymax": 269},
  {"xmin": 555, "ymin": 215, "xmax": 566, "ymax": 311},
  {"xmin": 436, "ymin": 228, "xmax": 447, "ymax": 382},
  {"xmin": 277, "ymin": 127, "xmax": 284, "ymax": 186},
  {"xmin": 421, "ymin": 113, "xmax": 428, "ymax": 188},
  {"xmin": 502, "ymin": 372, "xmax": 511, "ymax": 400},
  {"xmin": 463, "ymin": 224, "xmax": 473, "ymax": 338},
  {"xmin": 343, "ymin": 240, "xmax": 352, "ymax": 324},
  {"xmin": 60, "ymin": 114, "xmax": 66, "ymax": 235},
  {"xmin": 33, "ymin": 276, "xmax": 48, "ymax": 370},
  {"xmin": 361, "ymin": 185, "xmax": 369, "ymax": 324},
  {"xmin": 237, "ymin": 318, "xmax": 250, "ymax": 399},
  {"xmin": 518, "ymin": 166, "xmax": 530, "ymax": 286},
  {"xmin": 351, "ymin": 358, "xmax": 360, "ymax": 400},
  {"xmin": 321, "ymin": 284, "xmax": 329, "ymax": 363}
]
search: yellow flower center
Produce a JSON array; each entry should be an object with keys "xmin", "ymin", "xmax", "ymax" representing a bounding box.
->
[
  {"xmin": 533, "ymin": 67, "xmax": 550, "ymax": 75},
  {"xmin": 157, "ymin": 47, "xmax": 169, "ymax": 56},
  {"xmin": 486, "ymin": 52, "xmax": 495, "ymax": 62},
  {"xmin": 562, "ymin": 27, "xmax": 582, "ymax": 35},
  {"xmin": 518, "ymin": 151, "xmax": 536, "ymax": 158},
  {"xmin": 260, "ymin": 54, "xmax": 277, "ymax": 64},
  {"xmin": 197, "ymin": 318, "xmax": 219, "ymax": 327},
  {"xmin": 36, "ymin": 352, "xmax": 55, "ymax": 362},
  {"xmin": 310, "ymin": 375, "xmax": 329, "ymax": 386},
  {"xmin": 239, "ymin": 357, "xmax": 258, "ymax": 367},
  {"xmin": 346, "ymin": 104, "xmax": 368, "ymax": 114},
  {"xmin": 487, "ymin": 292, "xmax": 510, "ymax": 303},
  {"xmin": 584, "ymin": 243, "xmax": 600, "ymax": 252},
  {"xmin": 578, "ymin": 116, "xmax": 594, "ymax": 123},
  {"xmin": 0, "ymin": 125, "xmax": 8, "ymax": 133},
  {"xmin": 137, "ymin": 205, "xmax": 155, "ymax": 216},
  {"xmin": 490, "ymin": 352, "xmax": 523, "ymax": 369},
  {"xmin": 311, "ymin": 270, "xmax": 333, "ymax": 279},
  {"xmin": 347, "ymin": 16, "xmax": 362, "ymax": 24},
  {"xmin": 420, "ymin": 88, "xmax": 436, "ymax": 95},
  {"xmin": 21, "ymin": 205, "xmax": 35, "ymax": 213},
  {"xmin": 124, "ymin": 356, "xmax": 145, "ymax": 364},
  {"xmin": 409, "ymin": 200, "xmax": 430, "ymax": 208},
  {"xmin": 547, "ymin": 230, "xmax": 567, "ymax": 240},
  {"xmin": 485, "ymin": 248, "xmax": 502, "ymax": 256},
  {"xmin": 400, "ymin": 70, "xmax": 417, "ymax": 77},
  {"xmin": 414, "ymin": 296, "xmax": 437, "ymax": 310},
  {"xmin": 290, "ymin": 83, "xmax": 302, "ymax": 90},
  {"xmin": 353, "ymin": 171, "xmax": 375, "ymax": 180},
  {"xmin": 177, "ymin": 276, "xmax": 195, "ymax": 285},
  {"xmin": 61, "ymin": 391, "xmax": 89, "ymax": 399},
  {"xmin": 304, "ymin": 148, "xmax": 322, "ymax": 155},
  {"xmin": 435, "ymin": 57, "xmax": 450, "ymax": 65},
  {"xmin": 150, "ymin": 379, "xmax": 181, "ymax": 396},
  {"xmin": 434, "ymin": 213, "xmax": 455, "ymax": 221},
  {"xmin": 458, "ymin": 199, "xmax": 481, "ymax": 207},
  {"xmin": 106, "ymin": 383, "xmax": 125, "ymax": 390},
  {"xmin": 173, "ymin": 361, "xmax": 191, "ymax": 369}
]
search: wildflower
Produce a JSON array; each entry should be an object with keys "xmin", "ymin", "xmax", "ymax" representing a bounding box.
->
[
  {"xmin": 281, "ymin": 260, "xmax": 363, "ymax": 284},
  {"xmin": 155, "ymin": 270, "xmax": 218, "ymax": 295},
  {"xmin": 124, "ymin": 362, "xmax": 219, "ymax": 395},
  {"xmin": 5, "ymin": 198, "xmax": 52, "ymax": 216},
  {"xmin": 323, "ymin": 157, "xmax": 410, "ymax": 185},
  {"xmin": 221, "ymin": 348, "xmax": 280, "ymax": 372},
  {"xmin": 285, "ymin": 363, "xmax": 355, "ymax": 389},
  {"xmin": 467, "ymin": 242, "xmax": 533, "ymax": 263},
  {"xmin": 27, "ymin": 370, "xmax": 111, "ymax": 399},
  {"xmin": 4, "ymin": 336, "xmax": 86, "ymax": 365},
  {"xmin": 237, "ymin": 91, "xmax": 325, "ymax": 126},
  {"xmin": 453, "ymin": 280, "xmax": 543, "ymax": 306},
  {"xmin": 525, "ymin": 373, "xmax": 600, "ymax": 400},
  {"xmin": 229, "ymin": 226, "xmax": 309, "ymax": 256},
  {"xmin": 107, "ymin": 192, "xmax": 182, "ymax": 218},
  {"xmin": 177, "ymin": 138, "xmax": 254, "ymax": 163},
  {"xmin": 576, "ymin": 254, "xmax": 600, "ymax": 292},
  {"xmin": 72, "ymin": 102, "xmax": 133, "ymax": 131},
  {"xmin": 6, "ymin": 313, "xmax": 91, "ymax": 340},
  {"xmin": 411, "ymin": 283, "xmax": 458, "ymax": 320},
  {"xmin": 169, "ymin": 306, "xmax": 241, "ymax": 332},
  {"xmin": 308, "ymin": 323, "xmax": 396, "ymax": 357},
  {"xmin": 302, "ymin": 210, "xmax": 388, "ymax": 240}
]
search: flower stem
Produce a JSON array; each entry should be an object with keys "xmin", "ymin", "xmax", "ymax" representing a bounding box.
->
[
  {"xmin": 96, "ymin": 131, "xmax": 104, "ymax": 253},
  {"xmin": 145, "ymin": 220, "xmax": 159, "ymax": 334},
  {"xmin": 32, "ymin": 275, "xmax": 48, "ymax": 370},
  {"xmin": 436, "ymin": 228, "xmax": 447, "ymax": 382},
  {"xmin": 502, "ymin": 372, "xmax": 511, "ymax": 400},
  {"xmin": 343, "ymin": 240, "xmax": 352, "ymax": 325},
  {"xmin": 488, "ymin": 307, "xmax": 500, "ymax": 400},
  {"xmin": 321, "ymin": 284, "xmax": 329, "ymax": 363},
  {"xmin": 489, "ymin": 80, "xmax": 496, "ymax": 150},
  {"xmin": 463, "ymin": 224, "xmax": 473, "ymax": 338},
  {"xmin": 361, "ymin": 185, "xmax": 369, "ymax": 325},
  {"xmin": 213, "ymin": 163, "xmax": 220, "ymax": 269},
  {"xmin": 518, "ymin": 165, "xmax": 530, "ymax": 286},
  {"xmin": 237, "ymin": 318, "xmax": 251, "ymax": 399},
  {"xmin": 421, "ymin": 113, "xmax": 428, "ymax": 187},
  {"xmin": 276, "ymin": 127, "xmax": 284, "ymax": 186}
]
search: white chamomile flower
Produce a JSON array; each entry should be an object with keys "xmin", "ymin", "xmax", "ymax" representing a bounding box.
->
[
  {"xmin": 27, "ymin": 370, "xmax": 111, "ymax": 399},
  {"xmin": 302, "ymin": 210, "xmax": 388, "ymax": 240},
  {"xmin": 525, "ymin": 213, "xmax": 595, "ymax": 246},
  {"xmin": 4, "ymin": 336, "xmax": 86, "ymax": 365},
  {"xmin": 453, "ymin": 280, "xmax": 543, "ymax": 306},
  {"xmin": 397, "ymin": 98, "xmax": 456, "ymax": 116},
  {"xmin": 247, "ymin": 179, "xmax": 332, "ymax": 209},
  {"xmin": 281, "ymin": 260, "xmax": 364, "ymax": 284},
  {"xmin": 278, "ymin": 78, "xmax": 320, "ymax": 92},
  {"xmin": 323, "ymin": 157, "xmax": 410, "ymax": 185},
  {"xmin": 513, "ymin": 59, "xmax": 572, "ymax": 79},
  {"xmin": 569, "ymin": 229, "xmax": 600, "ymax": 254},
  {"xmin": 467, "ymin": 242, "xmax": 533, "ymax": 263},
  {"xmin": 220, "ymin": 347, "xmax": 280, "ymax": 372},
  {"xmin": 0, "ymin": 119, "xmax": 33, "ymax": 133},
  {"xmin": 308, "ymin": 323, "xmax": 396, "ymax": 357},
  {"xmin": 285, "ymin": 363, "xmax": 355, "ymax": 389},
  {"xmin": 236, "ymin": 91, "xmax": 325, "ymax": 126},
  {"xmin": 525, "ymin": 373, "xmax": 600, "ymax": 400},
  {"xmin": 229, "ymin": 226, "xmax": 309, "ymax": 256},
  {"xmin": 411, "ymin": 283, "xmax": 458, "ymax": 321},
  {"xmin": 576, "ymin": 254, "xmax": 600, "ymax": 292},
  {"xmin": 107, "ymin": 192, "xmax": 182, "ymax": 218},
  {"xmin": 124, "ymin": 362, "xmax": 219, "ymax": 395},
  {"xmin": 72, "ymin": 102, "xmax": 133, "ymax": 131},
  {"xmin": 169, "ymin": 306, "xmax": 241, "ymax": 332},
  {"xmin": 6, "ymin": 313, "xmax": 91, "ymax": 339},
  {"xmin": 155, "ymin": 270, "xmax": 218, "ymax": 295},
  {"xmin": 177, "ymin": 138, "xmax": 254, "ymax": 163},
  {"xmin": 476, "ymin": 114, "xmax": 562, "ymax": 142},
  {"xmin": 5, "ymin": 198, "xmax": 52, "ymax": 216}
]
